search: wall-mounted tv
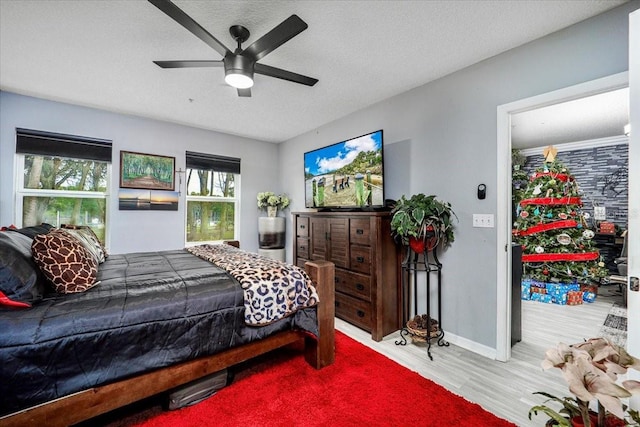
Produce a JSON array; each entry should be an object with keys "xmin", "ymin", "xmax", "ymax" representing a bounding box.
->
[{"xmin": 304, "ymin": 129, "xmax": 384, "ymax": 209}]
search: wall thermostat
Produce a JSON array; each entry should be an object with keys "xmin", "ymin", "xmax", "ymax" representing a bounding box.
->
[{"xmin": 477, "ymin": 184, "xmax": 486, "ymax": 200}]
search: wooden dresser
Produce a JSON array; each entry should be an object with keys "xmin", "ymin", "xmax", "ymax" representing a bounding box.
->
[{"xmin": 292, "ymin": 211, "xmax": 400, "ymax": 341}]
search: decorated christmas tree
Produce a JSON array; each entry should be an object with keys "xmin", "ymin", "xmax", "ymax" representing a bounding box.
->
[{"xmin": 513, "ymin": 146, "xmax": 608, "ymax": 287}]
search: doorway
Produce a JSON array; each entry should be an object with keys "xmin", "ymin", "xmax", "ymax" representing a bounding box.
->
[{"xmin": 495, "ymin": 71, "xmax": 629, "ymax": 361}]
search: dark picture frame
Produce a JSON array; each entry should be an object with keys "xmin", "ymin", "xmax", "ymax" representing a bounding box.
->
[{"xmin": 120, "ymin": 150, "xmax": 175, "ymax": 191}]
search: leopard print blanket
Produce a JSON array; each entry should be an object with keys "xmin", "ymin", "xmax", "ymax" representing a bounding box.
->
[{"xmin": 187, "ymin": 244, "xmax": 319, "ymax": 326}]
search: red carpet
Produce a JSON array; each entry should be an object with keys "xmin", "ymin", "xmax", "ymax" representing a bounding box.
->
[{"xmin": 132, "ymin": 332, "xmax": 515, "ymax": 427}]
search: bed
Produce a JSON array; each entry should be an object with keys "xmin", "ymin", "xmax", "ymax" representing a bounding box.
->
[{"xmin": 0, "ymin": 226, "xmax": 335, "ymax": 427}]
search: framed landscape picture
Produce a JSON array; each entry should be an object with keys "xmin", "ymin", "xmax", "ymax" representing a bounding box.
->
[{"xmin": 120, "ymin": 151, "xmax": 175, "ymax": 191}]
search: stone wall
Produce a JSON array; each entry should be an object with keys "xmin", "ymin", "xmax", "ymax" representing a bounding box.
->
[{"xmin": 523, "ymin": 144, "xmax": 628, "ymax": 229}]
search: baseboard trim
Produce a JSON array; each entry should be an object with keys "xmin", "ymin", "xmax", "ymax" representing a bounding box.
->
[{"xmin": 443, "ymin": 330, "xmax": 497, "ymax": 360}]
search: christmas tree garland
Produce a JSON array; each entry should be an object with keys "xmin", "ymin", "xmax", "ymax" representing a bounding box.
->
[
  {"xmin": 513, "ymin": 219, "xmax": 578, "ymax": 236},
  {"xmin": 521, "ymin": 251, "xmax": 600, "ymax": 262},
  {"xmin": 519, "ymin": 196, "xmax": 582, "ymax": 206},
  {"xmin": 512, "ymin": 152, "xmax": 607, "ymax": 284}
]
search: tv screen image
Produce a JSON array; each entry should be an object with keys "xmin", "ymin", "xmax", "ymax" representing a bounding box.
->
[{"xmin": 304, "ymin": 130, "xmax": 384, "ymax": 209}]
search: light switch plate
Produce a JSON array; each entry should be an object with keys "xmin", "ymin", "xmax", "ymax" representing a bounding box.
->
[{"xmin": 473, "ymin": 214, "xmax": 494, "ymax": 228}]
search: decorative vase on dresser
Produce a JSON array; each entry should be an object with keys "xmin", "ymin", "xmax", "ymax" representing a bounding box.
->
[
  {"xmin": 292, "ymin": 211, "xmax": 401, "ymax": 341},
  {"xmin": 258, "ymin": 216, "xmax": 286, "ymax": 261}
]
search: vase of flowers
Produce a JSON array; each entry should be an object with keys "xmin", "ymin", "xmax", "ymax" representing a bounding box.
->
[{"xmin": 257, "ymin": 192, "xmax": 290, "ymax": 217}]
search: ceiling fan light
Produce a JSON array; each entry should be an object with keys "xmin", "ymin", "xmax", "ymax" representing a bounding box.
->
[
  {"xmin": 225, "ymin": 72, "xmax": 254, "ymax": 89},
  {"xmin": 224, "ymin": 54, "xmax": 254, "ymax": 89}
]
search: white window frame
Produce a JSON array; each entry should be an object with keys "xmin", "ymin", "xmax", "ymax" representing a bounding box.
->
[
  {"xmin": 14, "ymin": 153, "xmax": 112, "ymax": 249},
  {"xmin": 184, "ymin": 171, "xmax": 240, "ymax": 246}
]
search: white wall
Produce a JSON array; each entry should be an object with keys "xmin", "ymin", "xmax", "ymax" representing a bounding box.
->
[
  {"xmin": 0, "ymin": 92, "xmax": 279, "ymax": 254},
  {"xmin": 627, "ymin": 7, "xmax": 639, "ymax": 410},
  {"xmin": 278, "ymin": 2, "xmax": 639, "ymax": 352}
]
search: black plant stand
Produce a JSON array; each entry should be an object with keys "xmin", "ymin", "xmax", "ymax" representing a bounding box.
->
[{"xmin": 395, "ymin": 244, "xmax": 449, "ymax": 360}]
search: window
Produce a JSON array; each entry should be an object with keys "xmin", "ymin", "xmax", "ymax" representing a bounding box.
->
[
  {"xmin": 185, "ymin": 151, "xmax": 240, "ymax": 244},
  {"xmin": 15, "ymin": 129, "xmax": 112, "ymax": 244}
]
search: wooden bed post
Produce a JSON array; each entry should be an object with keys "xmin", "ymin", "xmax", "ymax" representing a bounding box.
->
[{"xmin": 304, "ymin": 260, "xmax": 335, "ymax": 369}]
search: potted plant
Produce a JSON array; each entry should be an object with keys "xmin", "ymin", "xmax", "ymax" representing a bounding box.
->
[
  {"xmin": 528, "ymin": 392, "xmax": 582, "ymax": 426},
  {"xmin": 529, "ymin": 338, "xmax": 640, "ymax": 427},
  {"xmin": 390, "ymin": 193, "xmax": 457, "ymax": 253},
  {"xmin": 257, "ymin": 192, "xmax": 290, "ymax": 217}
]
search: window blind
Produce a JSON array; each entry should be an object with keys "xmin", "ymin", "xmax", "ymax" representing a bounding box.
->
[
  {"xmin": 186, "ymin": 151, "xmax": 241, "ymax": 174},
  {"xmin": 16, "ymin": 128, "xmax": 112, "ymax": 162}
]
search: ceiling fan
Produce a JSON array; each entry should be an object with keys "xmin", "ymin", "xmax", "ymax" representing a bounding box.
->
[{"xmin": 148, "ymin": 0, "xmax": 318, "ymax": 97}]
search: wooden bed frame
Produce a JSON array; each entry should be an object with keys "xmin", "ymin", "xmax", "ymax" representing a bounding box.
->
[{"xmin": 1, "ymin": 256, "xmax": 335, "ymax": 427}]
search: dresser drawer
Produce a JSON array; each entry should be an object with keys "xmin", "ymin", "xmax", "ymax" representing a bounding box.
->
[
  {"xmin": 296, "ymin": 238, "xmax": 309, "ymax": 259},
  {"xmin": 297, "ymin": 217, "xmax": 309, "ymax": 237},
  {"xmin": 349, "ymin": 219, "xmax": 370, "ymax": 246},
  {"xmin": 335, "ymin": 269, "xmax": 371, "ymax": 301},
  {"xmin": 295, "ymin": 257, "xmax": 308, "ymax": 269},
  {"xmin": 350, "ymin": 246, "xmax": 371, "ymax": 274},
  {"xmin": 335, "ymin": 293, "xmax": 372, "ymax": 332}
]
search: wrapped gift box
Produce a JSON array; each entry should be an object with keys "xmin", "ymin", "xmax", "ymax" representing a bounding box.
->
[
  {"xmin": 546, "ymin": 283, "xmax": 580, "ymax": 294},
  {"xmin": 553, "ymin": 292, "xmax": 568, "ymax": 305},
  {"xmin": 545, "ymin": 283, "xmax": 579, "ymax": 304},
  {"xmin": 567, "ymin": 291, "xmax": 583, "ymax": 305},
  {"xmin": 599, "ymin": 221, "xmax": 615, "ymax": 234},
  {"xmin": 580, "ymin": 283, "xmax": 598, "ymax": 295},
  {"xmin": 530, "ymin": 293, "xmax": 553, "ymax": 304},
  {"xmin": 583, "ymin": 291, "xmax": 596, "ymax": 303},
  {"xmin": 541, "ymin": 283, "xmax": 577, "ymax": 305},
  {"xmin": 530, "ymin": 280, "xmax": 546, "ymax": 290},
  {"xmin": 521, "ymin": 283, "xmax": 531, "ymax": 300}
]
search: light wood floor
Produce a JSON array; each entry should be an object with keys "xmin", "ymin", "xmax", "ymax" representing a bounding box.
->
[{"xmin": 336, "ymin": 285, "xmax": 624, "ymax": 426}]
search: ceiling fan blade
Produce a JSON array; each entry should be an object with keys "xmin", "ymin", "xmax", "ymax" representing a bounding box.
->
[
  {"xmin": 153, "ymin": 60, "xmax": 223, "ymax": 68},
  {"xmin": 242, "ymin": 15, "xmax": 308, "ymax": 61},
  {"xmin": 255, "ymin": 63, "xmax": 318, "ymax": 86},
  {"xmin": 237, "ymin": 88, "xmax": 251, "ymax": 97},
  {"xmin": 148, "ymin": 0, "xmax": 230, "ymax": 57}
]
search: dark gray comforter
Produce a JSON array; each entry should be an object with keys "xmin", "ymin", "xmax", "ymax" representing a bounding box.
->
[{"xmin": 0, "ymin": 250, "xmax": 318, "ymax": 415}]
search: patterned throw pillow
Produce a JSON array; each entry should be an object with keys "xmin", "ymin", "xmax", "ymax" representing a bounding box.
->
[
  {"xmin": 31, "ymin": 229, "xmax": 98, "ymax": 294},
  {"xmin": 63, "ymin": 228, "xmax": 106, "ymax": 264},
  {"xmin": 61, "ymin": 225, "xmax": 107, "ymax": 262}
]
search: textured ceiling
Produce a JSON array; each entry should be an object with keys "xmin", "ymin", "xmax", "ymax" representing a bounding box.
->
[
  {"xmin": 511, "ymin": 88, "xmax": 630, "ymax": 149},
  {"xmin": 0, "ymin": 0, "xmax": 627, "ymax": 143}
]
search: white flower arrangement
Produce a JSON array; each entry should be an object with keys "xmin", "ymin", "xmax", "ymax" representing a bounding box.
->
[{"xmin": 257, "ymin": 192, "xmax": 290, "ymax": 210}]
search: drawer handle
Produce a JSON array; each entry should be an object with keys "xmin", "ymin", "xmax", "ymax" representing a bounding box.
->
[
  {"xmin": 357, "ymin": 310, "xmax": 365, "ymax": 318},
  {"xmin": 356, "ymin": 284, "xmax": 364, "ymax": 291},
  {"xmin": 356, "ymin": 229, "xmax": 364, "ymax": 235},
  {"xmin": 300, "ymin": 246, "xmax": 305, "ymax": 250},
  {"xmin": 300, "ymin": 225, "xmax": 305, "ymax": 229},
  {"xmin": 356, "ymin": 256, "xmax": 364, "ymax": 263}
]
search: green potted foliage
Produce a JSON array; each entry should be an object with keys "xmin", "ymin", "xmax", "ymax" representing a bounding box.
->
[
  {"xmin": 529, "ymin": 338, "xmax": 640, "ymax": 427},
  {"xmin": 390, "ymin": 193, "xmax": 457, "ymax": 253},
  {"xmin": 529, "ymin": 392, "xmax": 582, "ymax": 426}
]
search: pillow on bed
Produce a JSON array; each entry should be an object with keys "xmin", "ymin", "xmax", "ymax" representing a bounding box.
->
[
  {"xmin": 10, "ymin": 223, "xmax": 55, "ymax": 238},
  {"xmin": 62, "ymin": 226, "xmax": 107, "ymax": 264},
  {"xmin": 0, "ymin": 231, "xmax": 46, "ymax": 308},
  {"xmin": 31, "ymin": 229, "xmax": 98, "ymax": 294}
]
